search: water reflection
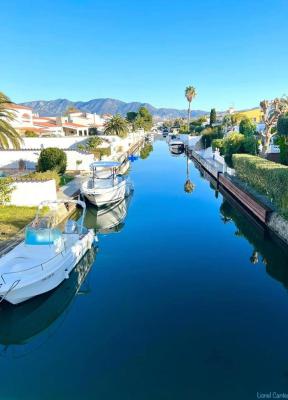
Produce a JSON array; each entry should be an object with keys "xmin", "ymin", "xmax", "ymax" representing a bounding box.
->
[
  {"xmin": 184, "ymin": 154, "xmax": 195, "ymax": 194},
  {"xmin": 85, "ymin": 194, "xmax": 133, "ymax": 234},
  {"xmin": 0, "ymin": 247, "xmax": 96, "ymax": 354},
  {"xmin": 220, "ymin": 197, "xmax": 288, "ymax": 288}
]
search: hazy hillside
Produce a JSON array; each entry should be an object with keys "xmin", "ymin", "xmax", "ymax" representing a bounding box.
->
[{"xmin": 21, "ymin": 98, "xmax": 207, "ymax": 119}]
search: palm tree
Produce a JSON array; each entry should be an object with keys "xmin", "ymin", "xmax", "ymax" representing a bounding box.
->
[
  {"xmin": 104, "ymin": 114, "xmax": 129, "ymax": 138},
  {"xmin": 185, "ymin": 86, "xmax": 197, "ymax": 132},
  {"xmin": 0, "ymin": 92, "xmax": 22, "ymax": 149}
]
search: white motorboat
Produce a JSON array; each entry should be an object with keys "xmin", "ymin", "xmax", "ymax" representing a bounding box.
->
[
  {"xmin": 0, "ymin": 200, "xmax": 95, "ymax": 305},
  {"xmin": 0, "ymin": 247, "xmax": 96, "ymax": 348},
  {"xmin": 81, "ymin": 161, "xmax": 133, "ymax": 207}
]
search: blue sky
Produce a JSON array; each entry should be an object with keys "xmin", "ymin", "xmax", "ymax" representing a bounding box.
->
[{"xmin": 1, "ymin": 0, "xmax": 287, "ymax": 111}]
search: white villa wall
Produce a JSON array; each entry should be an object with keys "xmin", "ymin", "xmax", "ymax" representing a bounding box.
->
[
  {"xmin": 21, "ymin": 137, "xmax": 89, "ymax": 150},
  {"xmin": 10, "ymin": 180, "xmax": 57, "ymax": 206},
  {"xmin": 0, "ymin": 150, "xmax": 94, "ymax": 171}
]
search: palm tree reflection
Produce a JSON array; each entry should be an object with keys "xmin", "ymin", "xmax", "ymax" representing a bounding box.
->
[{"xmin": 184, "ymin": 153, "xmax": 195, "ymax": 194}]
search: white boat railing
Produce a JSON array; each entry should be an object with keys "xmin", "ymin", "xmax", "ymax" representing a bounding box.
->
[
  {"xmin": 0, "ymin": 279, "xmax": 21, "ymax": 303},
  {"xmin": 1, "ymin": 249, "xmax": 67, "ymax": 284}
]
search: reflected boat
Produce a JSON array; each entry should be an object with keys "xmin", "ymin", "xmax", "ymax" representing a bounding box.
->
[
  {"xmin": 85, "ymin": 194, "xmax": 133, "ymax": 234},
  {"xmin": 168, "ymin": 135, "xmax": 184, "ymax": 155},
  {"xmin": 169, "ymin": 146, "xmax": 184, "ymax": 156},
  {"xmin": 0, "ymin": 247, "xmax": 96, "ymax": 348}
]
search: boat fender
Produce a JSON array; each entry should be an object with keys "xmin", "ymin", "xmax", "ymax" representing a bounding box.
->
[
  {"xmin": 64, "ymin": 269, "xmax": 69, "ymax": 279},
  {"xmin": 93, "ymin": 236, "xmax": 99, "ymax": 248}
]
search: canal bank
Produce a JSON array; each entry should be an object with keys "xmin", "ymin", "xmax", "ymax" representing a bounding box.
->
[
  {"xmin": 187, "ymin": 147, "xmax": 288, "ymax": 245},
  {"xmin": 1, "ymin": 139, "xmax": 288, "ymax": 399}
]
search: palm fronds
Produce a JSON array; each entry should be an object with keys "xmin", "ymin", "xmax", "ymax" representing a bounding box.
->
[{"xmin": 0, "ymin": 92, "xmax": 22, "ymax": 149}]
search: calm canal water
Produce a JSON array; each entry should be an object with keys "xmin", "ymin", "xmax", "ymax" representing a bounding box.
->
[{"xmin": 1, "ymin": 139, "xmax": 288, "ymax": 399}]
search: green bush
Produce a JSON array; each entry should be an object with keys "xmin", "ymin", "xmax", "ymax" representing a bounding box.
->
[
  {"xmin": 277, "ymin": 114, "xmax": 288, "ymax": 137},
  {"xmin": 0, "ymin": 177, "xmax": 15, "ymax": 204},
  {"xmin": 239, "ymin": 118, "xmax": 257, "ymax": 137},
  {"xmin": 201, "ymin": 126, "xmax": 224, "ymax": 148},
  {"xmin": 212, "ymin": 138, "xmax": 224, "ymax": 153},
  {"xmin": 37, "ymin": 148, "xmax": 67, "ymax": 174},
  {"xmin": 232, "ymin": 154, "xmax": 288, "ymax": 214},
  {"xmin": 92, "ymin": 147, "xmax": 111, "ymax": 160},
  {"xmin": 213, "ymin": 133, "xmax": 258, "ymax": 166},
  {"xmin": 278, "ymin": 136, "xmax": 288, "ymax": 165}
]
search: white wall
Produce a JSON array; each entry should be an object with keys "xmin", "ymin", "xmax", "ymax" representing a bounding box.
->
[
  {"xmin": 21, "ymin": 137, "xmax": 89, "ymax": 149},
  {"xmin": 0, "ymin": 150, "xmax": 94, "ymax": 171},
  {"xmin": 10, "ymin": 180, "xmax": 57, "ymax": 206}
]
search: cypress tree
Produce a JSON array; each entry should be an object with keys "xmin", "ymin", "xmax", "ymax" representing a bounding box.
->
[{"xmin": 210, "ymin": 108, "xmax": 217, "ymax": 127}]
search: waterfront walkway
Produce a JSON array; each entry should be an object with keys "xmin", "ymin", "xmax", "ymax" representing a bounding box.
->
[{"xmin": 58, "ymin": 175, "xmax": 87, "ymax": 201}]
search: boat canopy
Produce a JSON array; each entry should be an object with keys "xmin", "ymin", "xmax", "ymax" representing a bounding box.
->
[{"xmin": 90, "ymin": 161, "xmax": 121, "ymax": 170}]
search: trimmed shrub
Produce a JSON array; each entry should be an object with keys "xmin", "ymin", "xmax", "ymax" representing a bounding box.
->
[
  {"xmin": 232, "ymin": 154, "xmax": 288, "ymax": 214},
  {"xmin": 37, "ymin": 148, "xmax": 67, "ymax": 174}
]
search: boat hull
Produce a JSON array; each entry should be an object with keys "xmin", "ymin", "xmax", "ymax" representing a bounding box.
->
[
  {"xmin": 0, "ymin": 230, "xmax": 95, "ymax": 305},
  {"xmin": 82, "ymin": 180, "xmax": 130, "ymax": 207}
]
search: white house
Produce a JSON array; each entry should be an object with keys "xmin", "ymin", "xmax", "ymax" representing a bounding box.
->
[{"xmin": 6, "ymin": 103, "xmax": 34, "ymax": 132}]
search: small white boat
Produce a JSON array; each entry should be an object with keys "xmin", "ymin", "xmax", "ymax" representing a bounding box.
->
[
  {"xmin": 0, "ymin": 200, "xmax": 95, "ymax": 305},
  {"xmin": 0, "ymin": 247, "xmax": 96, "ymax": 348},
  {"xmin": 81, "ymin": 161, "xmax": 133, "ymax": 207}
]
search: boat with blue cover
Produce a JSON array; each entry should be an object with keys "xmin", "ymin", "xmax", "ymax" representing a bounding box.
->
[{"xmin": 0, "ymin": 200, "xmax": 95, "ymax": 305}]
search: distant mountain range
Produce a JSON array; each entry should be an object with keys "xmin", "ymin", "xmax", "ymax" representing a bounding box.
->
[{"xmin": 21, "ymin": 98, "xmax": 208, "ymax": 119}]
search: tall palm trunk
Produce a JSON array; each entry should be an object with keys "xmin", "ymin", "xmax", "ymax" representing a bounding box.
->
[{"xmin": 187, "ymin": 101, "xmax": 191, "ymax": 132}]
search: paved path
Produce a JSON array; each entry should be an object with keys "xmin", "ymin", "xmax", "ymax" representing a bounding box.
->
[
  {"xmin": 205, "ymin": 157, "xmax": 224, "ymax": 172},
  {"xmin": 58, "ymin": 175, "xmax": 87, "ymax": 201}
]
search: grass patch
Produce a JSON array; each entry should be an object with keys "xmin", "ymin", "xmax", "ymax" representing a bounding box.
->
[
  {"xmin": 0, "ymin": 206, "xmax": 38, "ymax": 240},
  {"xmin": 60, "ymin": 174, "xmax": 75, "ymax": 187},
  {"xmin": 0, "ymin": 205, "xmax": 48, "ymax": 240}
]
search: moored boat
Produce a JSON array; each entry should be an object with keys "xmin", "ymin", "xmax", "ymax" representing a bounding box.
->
[
  {"xmin": 81, "ymin": 161, "xmax": 133, "ymax": 207},
  {"xmin": 0, "ymin": 200, "xmax": 95, "ymax": 305}
]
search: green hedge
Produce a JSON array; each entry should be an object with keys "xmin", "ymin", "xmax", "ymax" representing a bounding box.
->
[{"xmin": 232, "ymin": 154, "xmax": 288, "ymax": 213}]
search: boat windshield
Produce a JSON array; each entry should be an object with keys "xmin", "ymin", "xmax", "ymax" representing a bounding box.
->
[{"xmin": 25, "ymin": 216, "xmax": 61, "ymax": 245}]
